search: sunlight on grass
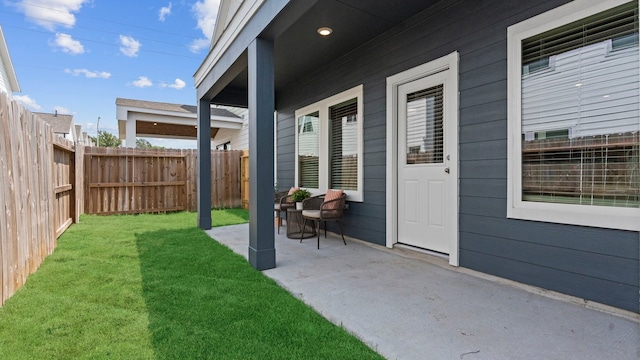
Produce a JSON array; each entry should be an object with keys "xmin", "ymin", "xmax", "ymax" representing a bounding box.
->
[{"xmin": 0, "ymin": 209, "xmax": 381, "ymax": 359}]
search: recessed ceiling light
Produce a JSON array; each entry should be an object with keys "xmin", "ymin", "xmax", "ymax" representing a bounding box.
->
[{"xmin": 317, "ymin": 27, "xmax": 333, "ymax": 36}]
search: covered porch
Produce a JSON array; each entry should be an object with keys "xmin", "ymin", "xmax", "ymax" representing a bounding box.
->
[
  {"xmin": 194, "ymin": 0, "xmax": 438, "ymax": 270},
  {"xmin": 206, "ymin": 224, "xmax": 639, "ymax": 360}
]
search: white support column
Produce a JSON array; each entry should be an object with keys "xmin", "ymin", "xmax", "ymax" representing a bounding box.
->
[{"xmin": 126, "ymin": 114, "xmax": 136, "ymax": 148}]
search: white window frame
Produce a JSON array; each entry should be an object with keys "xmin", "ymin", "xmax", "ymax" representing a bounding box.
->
[
  {"xmin": 294, "ymin": 85, "xmax": 364, "ymax": 202},
  {"xmin": 507, "ymin": 0, "xmax": 640, "ymax": 231}
]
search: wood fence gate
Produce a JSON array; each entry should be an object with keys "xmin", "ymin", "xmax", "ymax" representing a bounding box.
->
[
  {"xmin": 84, "ymin": 147, "xmax": 243, "ymax": 214},
  {"xmin": 84, "ymin": 147, "xmax": 189, "ymax": 215}
]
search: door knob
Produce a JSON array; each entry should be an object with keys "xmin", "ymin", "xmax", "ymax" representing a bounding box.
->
[{"xmin": 444, "ymin": 167, "xmax": 450, "ymax": 174}]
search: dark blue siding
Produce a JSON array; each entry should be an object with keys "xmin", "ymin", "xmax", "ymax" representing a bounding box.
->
[{"xmin": 275, "ymin": 0, "xmax": 639, "ymax": 312}]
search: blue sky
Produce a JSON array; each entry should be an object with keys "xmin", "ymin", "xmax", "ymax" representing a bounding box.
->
[{"xmin": 0, "ymin": 0, "xmax": 220, "ymax": 148}]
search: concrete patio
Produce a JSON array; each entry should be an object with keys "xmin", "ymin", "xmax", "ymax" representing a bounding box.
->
[{"xmin": 206, "ymin": 224, "xmax": 639, "ymax": 360}]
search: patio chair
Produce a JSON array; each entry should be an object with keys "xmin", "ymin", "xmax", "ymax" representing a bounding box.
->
[
  {"xmin": 274, "ymin": 190, "xmax": 288, "ymax": 233},
  {"xmin": 275, "ymin": 187, "xmax": 298, "ymax": 233},
  {"xmin": 300, "ymin": 189, "xmax": 347, "ymax": 249}
]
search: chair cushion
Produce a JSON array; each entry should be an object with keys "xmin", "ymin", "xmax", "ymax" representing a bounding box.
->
[
  {"xmin": 288, "ymin": 187, "xmax": 300, "ymax": 195},
  {"xmin": 302, "ymin": 210, "xmax": 321, "ymax": 219},
  {"xmin": 324, "ymin": 189, "xmax": 343, "ymax": 209}
]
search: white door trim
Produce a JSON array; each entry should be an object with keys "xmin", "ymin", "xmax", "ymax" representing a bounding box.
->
[{"xmin": 385, "ymin": 51, "xmax": 459, "ymax": 266}]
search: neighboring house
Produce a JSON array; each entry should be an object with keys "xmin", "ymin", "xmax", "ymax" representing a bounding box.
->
[
  {"xmin": 35, "ymin": 111, "xmax": 76, "ymax": 143},
  {"xmin": 194, "ymin": 0, "xmax": 640, "ymax": 313},
  {"xmin": 211, "ymin": 106, "xmax": 249, "ymax": 150},
  {"xmin": 0, "ymin": 25, "xmax": 20, "ymax": 95},
  {"xmin": 116, "ymin": 98, "xmax": 247, "ymax": 149},
  {"xmin": 522, "ymin": 37, "xmax": 639, "ymax": 138}
]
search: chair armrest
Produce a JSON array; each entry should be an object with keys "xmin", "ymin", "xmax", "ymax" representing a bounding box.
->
[
  {"xmin": 274, "ymin": 190, "xmax": 289, "ymax": 203},
  {"xmin": 280, "ymin": 194, "xmax": 296, "ymax": 206},
  {"xmin": 302, "ymin": 195, "xmax": 325, "ymax": 210}
]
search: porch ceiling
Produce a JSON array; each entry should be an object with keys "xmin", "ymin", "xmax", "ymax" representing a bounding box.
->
[
  {"xmin": 136, "ymin": 121, "xmax": 218, "ymax": 139},
  {"xmin": 212, "ymin": 0, "xmax": 437, "ymax": 107}
]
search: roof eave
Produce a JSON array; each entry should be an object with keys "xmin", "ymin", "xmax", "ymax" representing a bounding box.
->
[
  {"xmin": 0, "ymin": 26, "xmax": 20, "ymax": 93},
  {"xmin": 194, "ymin": 0, "xmax": 267, "ymax": 88}
]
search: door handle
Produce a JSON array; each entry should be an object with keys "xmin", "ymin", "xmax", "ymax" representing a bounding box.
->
[{"xmin": 444, "ymin": 167, "xmax": 450, "ymax": 174}]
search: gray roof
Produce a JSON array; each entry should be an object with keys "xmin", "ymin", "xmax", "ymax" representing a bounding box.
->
[
  {"xmin": 34, "ymin": 112, "xmax": 73, "ymax": 134},
  {"xmin": 115, "ymin": 98, "xmax": 240, "ymax": 119}
]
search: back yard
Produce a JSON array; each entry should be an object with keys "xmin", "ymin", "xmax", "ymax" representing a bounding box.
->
[{"xmin": 0, "ymin": 209, "xmax": 382, "ymax": 359}]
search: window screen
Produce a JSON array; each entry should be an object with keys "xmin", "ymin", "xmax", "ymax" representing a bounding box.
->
[
  {"xmin": 521, "ymin": 1, "xmax": 639, "ymax": 208},
  {"xmin": 329, "ymin": 98, "xmax": 358, "ymax": 190}
]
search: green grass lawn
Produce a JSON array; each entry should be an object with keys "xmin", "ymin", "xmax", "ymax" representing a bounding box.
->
[{"xmin": 0, "ymin": 209, "xmax": 382, "ymax": 359}]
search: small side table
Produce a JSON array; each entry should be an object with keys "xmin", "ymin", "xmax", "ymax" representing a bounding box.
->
[{"xmin": 286, "ymin": 208, "xmax": 316, "ymax": 239}]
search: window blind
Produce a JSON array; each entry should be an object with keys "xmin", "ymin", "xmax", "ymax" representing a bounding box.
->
[
  {"xmin": 522, "ymin": 2, "xmax": 638, "ymax": 65},
  {"xmin": 329, "ymin": 98, "xmax": 358, "ymax": 190},
  {"xmin": 406, "ymin": 85, "xmax": 444, "ymax": 165},
  {"xmin": 298, "ymin": 112, "xmax": 319, "ymax": 188},
  {"xmin": 521, "ymin": 1, "xmax": 639, "ymax": 208}
]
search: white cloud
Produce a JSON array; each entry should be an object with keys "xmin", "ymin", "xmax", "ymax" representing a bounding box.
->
[
  {"xmin": 15, "ymin": 0, "xmax": 88, "ymax": 31},
  {"xmin": 190, "ymin": 0, "xmax": 219, "ymax": 53},
  {"xmin": 161, "ymin": 78, "xmax": 186, "ymax": 90},
  {"xmin": 54, "ymin": 33, "xmax": 84, "ymax": 54},
  {"xmin": 169, "ymin": 78, "xmax": 186, "ymax": 89},
  {"xmin": 119, "ymin": 35, "xmax": 141, "ymax": 57},
  {"xmin": 53, "ymin": 105, "xmax": 71, "ymax": 114},
  {"xmin": 159, "ymin": 3, "xmax": 172, "ymax": 21},
  {"xmin": 14, "ymin": 95, "xmax": 42, "ymax": 110},
  {"xmin": 65, "ymin": 68, "xmax": 111, "ymax": 78},
  {"xmin": 189, "ymin": 38, "xmax": 211, "ymax": 53},
  {"xmin": 133, "ymin": 76, "xmax": 153, "ymax": 88}
]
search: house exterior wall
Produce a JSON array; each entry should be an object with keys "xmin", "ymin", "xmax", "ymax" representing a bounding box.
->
[
  {"xmin": 212, "ymin": 107, "xmax": 249, "ymax": 150},
  {"xmin": 276, "ymin": 0, "xmax": 639, "ymax": 312},
  {"xmin": 213, "ymin": 125, "xmax": 248, "ymax": 150},
  {"xmin": 0, "ymin": 26, "xmax": 18, "ymax": 95},
  {"xmin": 0, "ymin": 53, "xmax": 13, "ymax": 95}
]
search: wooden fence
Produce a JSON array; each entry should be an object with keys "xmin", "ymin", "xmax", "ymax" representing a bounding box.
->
[
  {"xmin": 84, "ymin": 147, "xmax": 243, "ymax": 214},
  {"xmin": 241, "ymin": 150, "xmax": 249, "ymax": 209},
  {"xmin": 0, "ymin": 94, "xmax": 81, "ymax": 306},
  {"xmin": 0, "ymin": 90, "xmax": 244, "ymax": 305}
]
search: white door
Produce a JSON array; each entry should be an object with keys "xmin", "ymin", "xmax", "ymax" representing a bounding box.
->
[{"xmin": 397, "ymin": 69, "xmax": 456, "ymax": 254}]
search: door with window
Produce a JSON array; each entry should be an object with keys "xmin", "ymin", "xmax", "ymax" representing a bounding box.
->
[{"xmin": 397, "ymin": 69, "xmax": 457, "ymax": 254}]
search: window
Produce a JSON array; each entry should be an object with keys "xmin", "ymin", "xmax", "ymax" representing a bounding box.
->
[
  {"xmin": 299, "ymin": 115, "xmax": 316, "ymax": 133},
  {"xmin": 405, "ymin": 85, "xmax": 444, "ymax": 165},
  {"xmin": 297, "ymin": 111, "xmax": 319, "ymax": 188},
  {"xmin": 329, "ymin": 98, "xmax": 358, "ymax": 190},
  {"xmin": 295, "ymin": 85, "xmax": 363, "ymax": 201},
  {"xmin": 508, "ymin": 0, "xmax": 639, "ymax": 231},
  {"xmin": 216, "ymin": 141, "xmax": 231, "ymax": 150}
]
